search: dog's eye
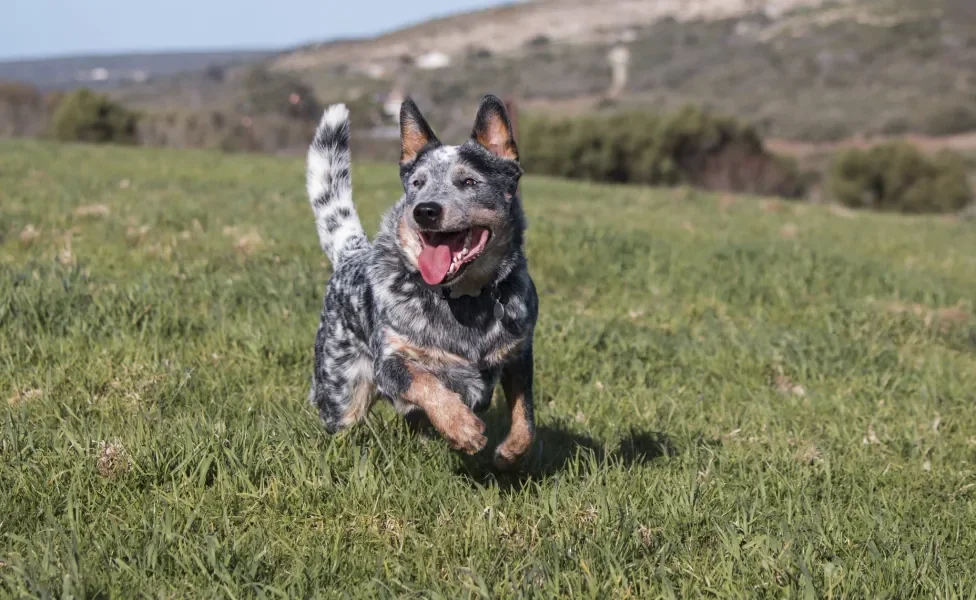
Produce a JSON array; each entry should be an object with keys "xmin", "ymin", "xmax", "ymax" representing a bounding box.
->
[
  {"xmin": 412, "ymin": 179, "xmax": 423, "ymax": 188},
  {"xmin": 463, "ymin": 178, "xmax": 477, "ymax": 187}
]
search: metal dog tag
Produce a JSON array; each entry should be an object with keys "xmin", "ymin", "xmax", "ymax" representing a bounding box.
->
[{"xmin": 493, "ymin": 300, "xmax": 505, "ymax": 320}]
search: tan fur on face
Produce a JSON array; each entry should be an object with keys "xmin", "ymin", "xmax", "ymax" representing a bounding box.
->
[
  {"xmin": 397, "ymin": 201, "xmax": 509, "ymax": 297},
  {"xmin": 397, "ymin": 216, "xmax": 423, "ymax": 266},
  {"xmin": 434, "ymin": 203, "xmax": 512, "ymax": 296},
  {"xmin": 475, "ymin": 115, "xmax": 518, "ymax": 161},
  {"xmin": 495, "ymin": 367, "xmax": 534, "ymax": 469},
  {"xmin": 466, "ymin": 205, "xmax": 507, "ymax": 232},
  {"xmin": 403, "ymin": 365, "xmax": 486, "ymax": 454}
]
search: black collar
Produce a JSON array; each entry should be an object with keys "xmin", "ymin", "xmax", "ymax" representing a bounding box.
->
[{"xmin": 439, "ymin": 283, "xmax": 498, "ymax": 302}]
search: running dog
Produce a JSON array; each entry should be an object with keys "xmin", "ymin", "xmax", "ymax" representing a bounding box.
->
[{"xmin": 306, "ymin": 95, "xmax": 538, "ymax": 469}]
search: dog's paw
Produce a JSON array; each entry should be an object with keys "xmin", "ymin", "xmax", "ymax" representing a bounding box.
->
[
  {"xmin": 445, "ymin": 410, "xmax": 487, "ymax": 455},
  {"xmin": 493, "ymin": 440, "xmax": 531, "ymax": 471},
  {"xmin": 492, "ymin": 448, "xmax": 519, "ymax": 471}
]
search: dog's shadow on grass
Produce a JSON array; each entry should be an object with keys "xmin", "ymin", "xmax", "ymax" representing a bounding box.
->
[{"xmin": 452, "ymin": 412, "xmax": 677, "ymax": 493}]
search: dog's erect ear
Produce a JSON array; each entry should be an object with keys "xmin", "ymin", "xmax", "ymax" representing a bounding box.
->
[
  {"xmin": 471, "ymin": 95, "xmax": 519, "ymax": 162},
  {"xmin": 399, "ymin": 98, "xmax": 440, "ymax": 165}
]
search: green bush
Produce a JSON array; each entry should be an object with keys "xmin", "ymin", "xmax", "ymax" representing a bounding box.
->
[
  {"xmin": 49, "ymin": 89, "xmax": 138, "ymax": 145},
  {"xmin": 519, "ymin": 106, "xmax": 804, "ymax": 197},
  {"xmin": 827, "ymin": 143, "xmax": 972, "ymax": 214}
]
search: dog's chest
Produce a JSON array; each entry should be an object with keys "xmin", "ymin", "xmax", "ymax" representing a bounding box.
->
[
  {"xmin": 382, "ymin": 318, "xmax": 524, "ymax": 372},
  {"xmin": 376, "ymin": 284, "xmax": 527, "ymax": 362}
]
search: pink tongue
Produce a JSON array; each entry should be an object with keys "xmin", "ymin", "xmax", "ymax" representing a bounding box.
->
[{"xmin": 418, "ymin": 244, "xmax": 452, "ymax": 285}]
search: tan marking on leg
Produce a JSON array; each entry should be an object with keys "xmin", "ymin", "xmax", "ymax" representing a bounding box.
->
[
  {"xmin": 403, "ymin": 365, "xmax": 486, "ymax": 454},
  {"xmin": 336, "ymin": 356, "xmax": 377, "ymax": 429},
  {"xmin": 338, "ymin": 378, "xmax": 377, "ymax": 428},
  {"xmin": 495, "ymin": 365, "xmax": 534, "ymax": 470},
  {"xmin": 386, "ymin": 330, "xmax": 468, "ymax": 367},
  {"xmin": 484, "ymin": 338, "xmax": 523, "ymax": 368}
]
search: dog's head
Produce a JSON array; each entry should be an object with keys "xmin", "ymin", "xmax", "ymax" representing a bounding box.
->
[{"xmin": 395, "ymin": 95, "xmax": 524, "ymax": 291}]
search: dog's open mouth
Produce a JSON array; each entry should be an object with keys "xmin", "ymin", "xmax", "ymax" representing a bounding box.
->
[{"xmin": 417, "ymin": 226, "xmax": 491, "ymax": 285}]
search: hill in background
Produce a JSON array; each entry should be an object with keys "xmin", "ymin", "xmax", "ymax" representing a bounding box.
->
[
  {"xmin": 2, "ymin": 0, "xmax": 975, "ymax": 152},
  {"xmin": 97, "ymin": 0, "xmax": 976, "ymax": 144},
  {"xmin": 0, "ymin": 50, "xmax": 273, "ymax": 90}
]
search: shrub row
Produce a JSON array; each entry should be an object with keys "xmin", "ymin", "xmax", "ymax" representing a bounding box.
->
[
  {"xmin": 1, "ymin": 84, "xmax": 139, "ymax": 145},
  {"xmin": 827, "ymin": 143, "xmax": 972, "ymax": 214},
  {"xmin": 50, "ymin": 89, "xmax": 139, "ymax": 145},
  {"xmin": 518, "ymin": 106, "xmax": 807, "ymax": 198},
  {"xmin": 2, "ymin": 86, "xmax": 320, "ymax": 155},
  {"xmin": 11, "ymin": 86, "xmax": 973, "ymax": 214},
  {"xmin": 44, "ymin": 89, "xmax": 392, "ymax": 158},
  {"xmin": 138, "ymin": 110, "xmax": 311, "ymax": 154}
]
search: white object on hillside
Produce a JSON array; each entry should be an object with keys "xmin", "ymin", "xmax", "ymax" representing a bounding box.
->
[
  {"xmin": 416, "ymin": 51, "xmax": 450, "ymax": 70},
  {"xmin": 383, "ymin": 87, "xmax": 404, "ymax": 119},
  {"xmin": 363, "ymin": 63, "xmax": 386, "ymax": 79},
  {"xmin": 607, "ymin": 45, "xmax": 630, "ymax": 98}
]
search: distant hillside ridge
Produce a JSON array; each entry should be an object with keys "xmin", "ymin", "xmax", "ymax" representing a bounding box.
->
[
  {"xmin": 0, "ymin": 50, "xmax": 273, "ymax": 89},
  {"xmin": 272, "ymin": 0, "xmax": 848, "ymax": 72}
]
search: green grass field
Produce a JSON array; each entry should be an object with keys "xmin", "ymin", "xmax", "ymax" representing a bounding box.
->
[{"xmin": 1, "ymin": 140, "xmax": 975, "ymax": 598}]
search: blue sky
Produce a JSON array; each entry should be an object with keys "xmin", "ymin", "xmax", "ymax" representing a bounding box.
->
[{"xmin": 0, "ymin": 0, "xmax": 514, "ymax": 60}]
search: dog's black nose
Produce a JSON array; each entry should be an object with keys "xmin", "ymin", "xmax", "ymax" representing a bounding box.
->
[{"xmin": 413, "ymin": 202, "xmax": 442, "ymax": 228}]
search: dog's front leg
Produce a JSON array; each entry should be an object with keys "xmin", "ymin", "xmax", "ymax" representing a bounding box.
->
[
  {"xmin": 377, "ymin": 357, "xmax": 487, "ymax": 454},
  {"xmin": 494, "ymin": 345, "xmax": 535, "ymax": 470}
]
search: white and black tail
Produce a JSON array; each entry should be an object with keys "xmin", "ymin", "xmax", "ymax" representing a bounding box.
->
[{"xmin": 307, "ymin": 104, "xmax": 368, "ymax": 266}]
